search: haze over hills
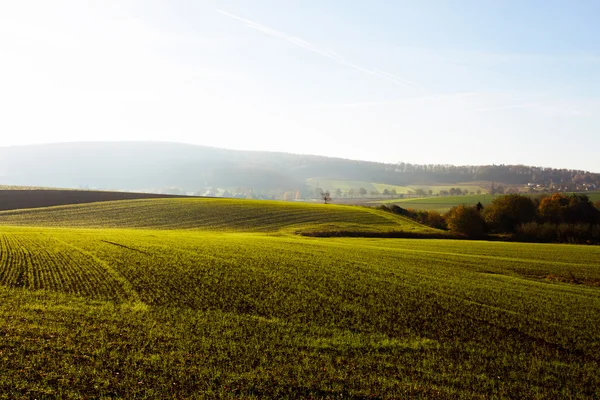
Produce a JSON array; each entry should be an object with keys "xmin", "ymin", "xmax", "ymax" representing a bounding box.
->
[{"xmin": 1, "ymin": 142, "xmax": 598, "ymax": 194}]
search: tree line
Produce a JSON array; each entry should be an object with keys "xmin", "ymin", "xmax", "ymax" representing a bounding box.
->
[
  {"xmin": 379, "ymin": 193, "xmax": 600, "ymax": 244},
  {"xmin": 390, "ymin": 163, "xmax": 600, "ymax": 187}
]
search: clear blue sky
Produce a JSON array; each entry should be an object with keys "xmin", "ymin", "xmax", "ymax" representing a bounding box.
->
[{"xmin": 1, "ymin": 1, "xmax": 599, "ymax": 171}]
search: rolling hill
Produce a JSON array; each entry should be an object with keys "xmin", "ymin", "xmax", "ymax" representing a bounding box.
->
[
  {"xmin": 1, "ymin": 219, "xmax": 599, "ymax": 398},
  {"xmin": 1, "ymin": 142, "xmax": 598, "ymax": 194},
  {"xmin": 0, "ymin": 197, "xmax": 435, "ymax": 235},
  {"xmin": 0, "ymin": 192, "xmax": 599, "ymax": 397}
]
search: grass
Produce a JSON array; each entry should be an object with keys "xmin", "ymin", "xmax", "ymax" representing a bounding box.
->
[
  {"xmin": 306, "ymin": 178, "xmax": 413, "ymax": 193},
  {"xmin": 305, "ymin": 178, "xmax": 488, "ymax": 195},
  {"xmin": 0, "ymin": 198, "xmax": 599, "ymax": 398},
  {"xmin": 372, "ymin": 194, "xmax": 494, "ymax": 212},
  {"xmin": 582, "ymin": 191, "xmax": 600, "ymax": 202},
  {"xmin": 0, "ymin": 198, "xmax": 435, "ymax": 234}
]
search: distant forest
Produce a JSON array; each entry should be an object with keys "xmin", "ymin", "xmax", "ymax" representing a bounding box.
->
[{"xmin": 382, "ymin": 163, "xmax": 599, "ymax": 189}]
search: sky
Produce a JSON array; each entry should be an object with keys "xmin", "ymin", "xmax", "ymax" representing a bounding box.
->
[{"xmin": 1, "ymin": 0, "xmax": 599, "ymax": 171}]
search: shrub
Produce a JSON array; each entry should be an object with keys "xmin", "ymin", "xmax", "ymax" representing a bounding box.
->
[
  {"xmin": 376, "ymin": 205, "xmax": 390, "ymax": 212},
  {"xmin": 445, "ymin": 205, "xmax": 486, "ymax": 237},
  {"xmin": 425, "ymin": 210, "xmax": 447, "ymax": 230},
  {"xmin": 412, "ymin": 209, "xmax": 429, "ymax": 224},
  {"xmin": 516, "ymin": 222, "xmax": 600, "ymax": 244},
  {"xmin": 389, "ymin": 204, "xmax": 410, "ymax": 216},
  {"xmin": 515, "ymin": 222, "xmax": 558, "ymax": 243},
  {"xmin": 376, "ymin": 205, "xmax": 447, "ymax": 230}
]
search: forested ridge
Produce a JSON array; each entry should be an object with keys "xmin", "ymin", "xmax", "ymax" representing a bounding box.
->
[{"xmin": 0, "ymin": 142, "xmax": 598, "ymax": 191}]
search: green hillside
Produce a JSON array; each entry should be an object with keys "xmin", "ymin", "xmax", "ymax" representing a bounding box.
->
[
  {"xmin": 374, "ymin": 194, "xmax": 494, "ymax": 212},
  {"xmin": 0, "ymin": 198, "xmax": 434, "ymax": 234},
  {"xmin": 0, "ymin": 197, "xmax": 599, "ymax": 398},
  {"xmin": 0, "ymin": 225, "xmax": 599, "ymax": 398}
]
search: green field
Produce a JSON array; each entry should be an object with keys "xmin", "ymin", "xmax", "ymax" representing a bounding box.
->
[
  {"xmin": 372, "ymin": 194, "xmax": 493, "ymax": 212},
  {"xmin": 306, "ymin": 178, "xmax": 488, "ymax": 196},
  {"xmin": 0, "ymin": 198, "xmax": 434, "ymax": 234},
  {"xmin": 1, "ymin": 198, "xmax": 600, "ymax": 398},
  {"xmin": 306, "ymin": 178, "xmax": 412, "ymax": 193},
  {"xmin": 585, "ymin": 191, "xmax": 600, "ymax": 202}
]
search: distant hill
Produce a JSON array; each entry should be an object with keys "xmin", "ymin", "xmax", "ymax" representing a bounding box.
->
[{"xmin": 1, "ymin": 142, "xmax": 598, "ymax": 193}]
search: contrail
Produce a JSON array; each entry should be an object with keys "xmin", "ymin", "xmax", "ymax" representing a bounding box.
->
[{"xmin": 217, "ymin": 9, "xmax": 422, "ymax": 90}]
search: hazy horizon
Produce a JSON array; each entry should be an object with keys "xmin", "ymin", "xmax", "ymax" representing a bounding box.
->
[
  {"xmin": 1, "ymin": 1, "xmax": 599, "ymax": 171},
  {"xmin": 2, "ymin": 140, "xmax": 600, "ymax": 173}
]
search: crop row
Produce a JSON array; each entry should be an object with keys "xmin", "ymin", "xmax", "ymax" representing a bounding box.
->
[
  {"xmin": 0, "ymin": 231, "xmax": 131, "ymax": 301},
  {"xmin": 42, "ymin": 228, "xmax": 600, "ymax": 350},
  {"xmin": 0, "ymin": 198, "xmax": 432, "ymax": 233},
  {"xmin": 1, "ymin": 226, "xmax": 600, "ymax": 397},
  {"xmin": 2, "ymin": 227, "xmax": 599, "ymax": 338}
]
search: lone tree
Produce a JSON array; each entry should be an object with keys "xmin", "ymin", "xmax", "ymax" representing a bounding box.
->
[{"xmin": 321, "ymin": 190, "xmax": 332, "ymax": 204}]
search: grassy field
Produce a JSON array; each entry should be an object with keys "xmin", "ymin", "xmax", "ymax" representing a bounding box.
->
[
  {"xmin": 0, "ymin": 198, "xmax": 434, "ymax": 234},
  {"xmin": 372, "ymin": 194, "xmax": 494, "ymax": 212},
  {"xmin": 306, "ymin": 178, "xmax": 412, "ymax": 193},
  {"xmin": 585, "ymin": 191, "xmax": 600, "ymax": 202},
  {"xmin": 306, "ymin": 178, "xmax": 488, "ymax": 196},
  {"xmin": 1, "ymin": 198, "xmax": 599, "ymax": 398}
]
